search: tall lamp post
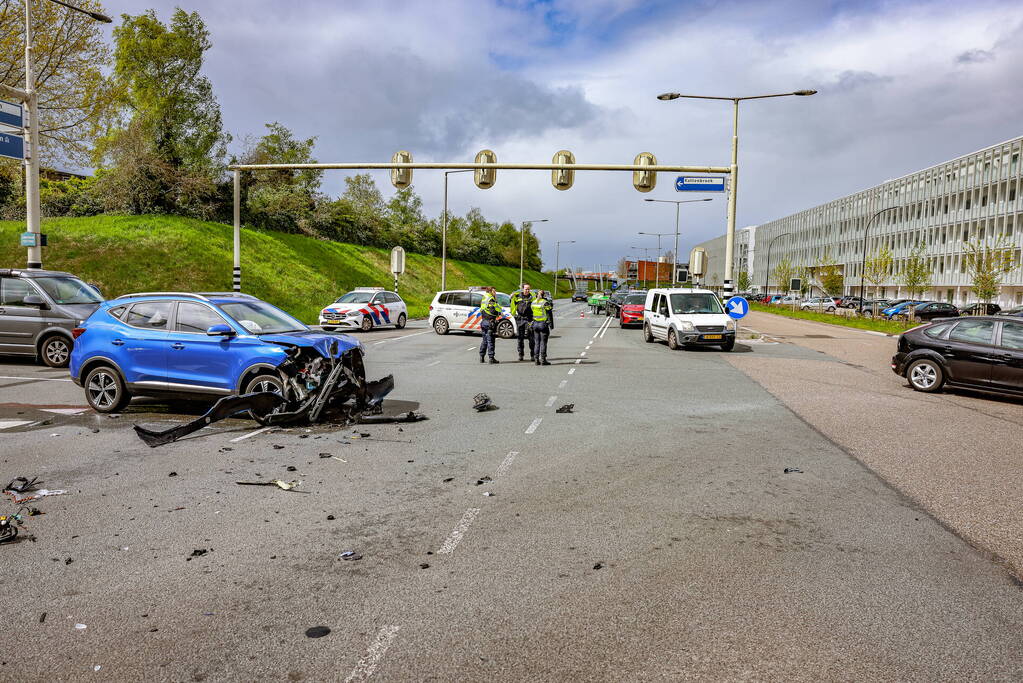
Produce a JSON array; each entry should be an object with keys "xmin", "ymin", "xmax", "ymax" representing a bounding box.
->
[
  {"xmin": 858, "ymin": 207, "xmax": 899, "ymax": 313},
  {"xmin": 441, "ymin": 169, "xmax": 473, "ymax": 291},
  {"xmin": 656, "ymin": 89, "xmax": 816, "ymax": 298},
  {"xmin": 553, "ymin": 239, "xmax": 575, "ymax": 299},
  {"xmin": 520, "ymin": 219, "xmax": 548, "ymax": 288},
  {"xmin": 8, "ymin": 0, "xmax": 111, "ymax": 269},
  {"xmin": 763, "ymin": 232, "xmax": 792, "ymax": 296},
  {"xmin": 644, "ymin": 197, "xmax": 713, "ymax": 285},
  {"xmin": 637, "ymin": 231, "xmax": 672, "ymax": 289}
]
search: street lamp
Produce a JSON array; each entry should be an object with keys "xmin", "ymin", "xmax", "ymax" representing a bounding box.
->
[
  {"xmin": 554, "ymin": 239, "xmax": 575, "ymax": 299},
  {"xmin": 11, "ymin": 0, "xmax": 111, "ymax": 269},
  {"xmin": 644, "ymin": 198, "xmax": 713, "ymax": 285},
  {"xmin": 441, "ymin": 169, "xmax": 473, "ymax": 291},
  {"xmin": 656, "ymin": 89, "xmax": 816, "ymax": 297},
  {"xmin": 630, "ymin": 246, "xmax": 654, "ymax": 286},
  {"xmin": 520, "ymin": 219, "xmax": 548, "ymax": 288},
  {"xmin": 763, "ymin": 231, "xmax": 792, "ymax": 296},
  {"xmin": 637, "ymin": 231, "xmax": 672, "ymax": 289},
  {"xmin": 858, "ymin": 207, "xmax": 899, "ymax": 313}
]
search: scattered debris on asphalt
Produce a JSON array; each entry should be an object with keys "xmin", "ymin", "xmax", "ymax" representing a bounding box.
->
[
  {"xmin": 235, "ymin": 480, "xmax": 305, "ymax": 492},
  {"xmin": 475, "ymin": 476, "xmax": 492, "ymax": 486},
  {"xmin": 0, "ymin": 508, "xmax": 29, "ymax": 544},
  {"xmin": 483, "ymin": 491, "xmax": 494, "ymax": 497},
  {"xmin": 286, "ymin": 466, "xmax": 297, "ymax": 472},
  {"xmin": 318, "ymin": 452, "xmax": 333, "ymax": 458},
  {"xmin": 556, "ymin": 404, "xmax": 574, "ymax": 413},
  {"xmin": 132, "ymin": 339, "xmax": 396, "ymax": 447},
  {"xmin": 593, "ymin": 563, "xmax": 604, "ymax": 570},
  {"xmin": 39, "ymin": 612, "xmax": 46, "ymax": 624},
  {"xmin": 168, "ymin": 472, "xmax": 178, "ymax": 477},
  {"xmin": 4, "ymin": 488, "xmax": 67, "ymax": 504},
  {"xmin": 419, "ymin": 563, "xmax": 430, "ymax": 569},
  {"xmin": 442, "ymin": 477, "xmax": 454, "ymax": 483},
  {"xmin": 4, "ymin": 476, "xmax": 39, "ymax": 493},
  {"xmin": 783, "ymin": 467, "xmax": 803, "ymax": 474},
  {"xmin": 74, "ymin": 623, "xmax": 87, "ymax": 630},
  {"xmin": 339, "ymin": 550, "xmax": 362, "ymax": 561},
  {"xmin": 326, "ymin": 515, "xmax": 335, "ymax": 521},
  {"xmin": 473, "ymin": 393, "xmax": 495, "ymax": 412},
  {"xmin": 187, "ymin": 549, "xmax": 209, "ymax": 560},
  {"xmin": 305, "ymin": 626, "xmax": 331, "ymax": 638}
]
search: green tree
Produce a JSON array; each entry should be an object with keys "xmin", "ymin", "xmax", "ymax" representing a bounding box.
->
[
  {"xmin": 239, "ymin": 122, "xmax": 321, "ymax": 232},
  {"xmin": 736, "ymin": 270, "xmax": 751, "ymax": 292},
  {"xmin": 900, "ymin": 244, "xmax": 932, "ymax": 298},
  {"xmin": 964, "ymin": 235, "xmax": 1017, "ymax": 303},
  {"xmin": 863, "ymin": 244, "xmax": 893, "ymax": 298},
  {"xmin": 0, "ymin": 0, "xmax": 118, "ymax": 166},
  {"xmin": 772, "ymin": 257, "xmax": 796, "ymax": 293},
  {"xmin": 814, "ymin": 251, "xmax": 845, "ymax": 297}
]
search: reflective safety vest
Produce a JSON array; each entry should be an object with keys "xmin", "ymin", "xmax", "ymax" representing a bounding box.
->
[
  {"xmin": 481, "ymin": 292, "xmax": 501, "ymax": 318},
  {"xmin": 510, "ymin": 290, "xmax": 534, "ymax": 317},
  {"xmin": 530, "ymin": 298, "xmax": 551, "ymax": 322}
]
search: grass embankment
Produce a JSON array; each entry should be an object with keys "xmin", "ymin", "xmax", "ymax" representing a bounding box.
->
[
  {"xmin": 0, "ymin": 215, "xmax": 572, "ymax": 322},
  {"xmin": 748, "ymin": 302, "xmax": 911, "ymax": 336}
]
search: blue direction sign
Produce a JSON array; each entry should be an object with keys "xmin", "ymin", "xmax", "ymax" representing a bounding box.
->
[
  {"xmin": 676, "ymin": 176, "xmax": 725, "ymax": 192},
  {"xmin": 0, "ymin": 130, "xmax": 24, "ymax": 160},
  {"xmin": 725, "ymin": 296, "xmax": 748, "ymax": 320},
  {"xmin": 0, "ymin": 100, "xmax": 23, "ymax": 128}
]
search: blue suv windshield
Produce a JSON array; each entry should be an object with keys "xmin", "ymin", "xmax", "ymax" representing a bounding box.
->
[{"xmin": 218, "ymin": 301, "xmax": 307, "ymax": 334}]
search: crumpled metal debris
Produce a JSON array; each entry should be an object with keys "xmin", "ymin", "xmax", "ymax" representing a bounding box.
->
[
  {"xmin": 473, "ymin": 393, "xmax": 494, "ymax": 412},
  {"xmin": 556, "ymin": 404, "xmax": 574, "ymax": 413},
  {"xmin": 4, "ymin": 477, "xmax": 39, "ymax": 494},
  {"xmin": 132, "ymin": 339, "xmax": 395, "ymax": 447}
]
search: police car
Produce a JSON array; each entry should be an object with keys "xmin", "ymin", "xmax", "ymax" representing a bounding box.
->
[
  {"xmin": 428, "ymin": 288, "xmax": 517, "ymax": 339},
  {"xmin": 319, "ymin": 287, "xmax": 407, "ymax": 332}
]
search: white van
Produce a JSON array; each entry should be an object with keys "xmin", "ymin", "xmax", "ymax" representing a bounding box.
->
[
  {"xmin": 429, "ymin": 289, "xmax": 517, "ymax": 339},
  {"xmin": 642, "ymin": 288, "xmax": 736, "ymax": 351}
]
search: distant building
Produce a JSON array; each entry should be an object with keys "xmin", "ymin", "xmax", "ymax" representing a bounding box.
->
[
  {"xmin": 695, "ymin": 135, "xmax": 1023, "ymax": 306},
  {"xmin": 624, "ymin": 259, "xmax": 674, "ymax": 284},
  {"xmin": 691, "ymin": 226, "xmax": 756, "ymax": 292}
]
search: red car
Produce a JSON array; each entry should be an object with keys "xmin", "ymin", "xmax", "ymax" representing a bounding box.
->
[{"xmin": 619, "ymin": 292, "xmax": 647, "ymax": 327}]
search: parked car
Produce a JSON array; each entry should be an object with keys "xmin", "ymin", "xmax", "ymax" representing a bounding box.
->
[
  {"xmin": 882, "ymin": 300, "xmax": 925, "ymax": 319},
  {"xmin": 429, "ymin": 289, "xmax": 517, "ymax": 339},
  {"xmin": 779, "ymin": 295, "xmax": 802, "ymax": 304},
  {"xmin": 891, "ymin": 316, "xmax": 1023, "ymax": 397},
  {"xmin": 319, "ymin": 287, "xmax": 406, "ymax": 331},
  {"xmin": 69, "ymin": 291, "xmax": 366, "ymax": 413},
  {"xmin": 765, "ymin": 295, "xmax": 785, "ymax": 304},
  {"xmin": 999, "ymin": 305, "xmax": 1023, "ymax": 317},
  {"xmin": 642, "ymin": 288, "xmax": 735, "ymax": 351},
  {"xmin": 619, "ymin": 293, "xmax": 647, "ymax": 327},
  {"xmin": 959, "ymin": 302, "xmax": 1001, "ymax": 316},
  {"xmin": 857, "ymin": 299, "xmax": 891, "ymax": 316},
  {"xmin": 799, "ymin": 297, "xmax": 837, "ymax": 312},
  {"xmin": 0, "ymin": 268, "xmax": 103, "ymax": 368},
  {"xmin": 839, "ymin": 296, "xmax": 867, "ymax": 308},
  {"xmin": 912, "ymin": 301, "xmax": 960, "ymax": 321},
  {"xmin": 605, "ymin": 290, "xmax": 627, "ymax": 318}
]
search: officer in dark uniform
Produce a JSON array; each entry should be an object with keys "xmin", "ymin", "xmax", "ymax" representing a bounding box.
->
[
  {"xmin": 509, "ymin": 283, "xmax": 536, "ymax": 361},
  {"xmin": 530, "ymin": 290, "xmax": 554, "ymax": 365},
  {"xmin": 478, "ymin": 286, "xmax": 501, "ymax": 364}
]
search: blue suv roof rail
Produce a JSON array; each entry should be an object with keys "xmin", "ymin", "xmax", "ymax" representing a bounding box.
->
[
  {"xmin": 114, "ymin": 292, "xmax": 211, "ymax": 301},
  {"xmin": 199, "ymin": 292, "xmax": 259, "ymax": 299}
]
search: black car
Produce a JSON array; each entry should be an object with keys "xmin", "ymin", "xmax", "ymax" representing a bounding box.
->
[
  {"xmin": 960, "ymin": 302, "xmax": 1001, "ymax": 316},
  {"xmin": 912, "ymin": 301, "xmax": 960, "ymax": 321},
  {"xmin": 998, "ymin": 305, "xmax": 1023, "ymax": 317},
  {"xmin": 606, "ymin": 290, "xmax": 628, "ymax": 317},
  {"xmin": 891, "ymin": 316, "xmax": 1023, "ymax": 397},
  {"xmin": 571, "ymin": 291, "xmax": 588, "ymax": 302}
]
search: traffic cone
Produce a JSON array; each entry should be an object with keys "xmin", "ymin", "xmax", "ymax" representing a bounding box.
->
[{"xmin": 579, "ymin": 311, "xmax": 585, "ymax": 318}]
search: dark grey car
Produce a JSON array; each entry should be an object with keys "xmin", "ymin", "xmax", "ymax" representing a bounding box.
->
[{"xmin": 0, "ymin": 268, "xmax": 103, "ymax": 367}]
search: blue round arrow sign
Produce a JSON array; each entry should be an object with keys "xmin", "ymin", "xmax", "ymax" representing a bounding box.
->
[{"xmin": 725, "ymin": 296, "xmax": 748, "ymax": 320}]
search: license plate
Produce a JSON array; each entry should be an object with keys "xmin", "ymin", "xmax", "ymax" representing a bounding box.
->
[{"xmin": 702, "ymin": 334, "xmax": 723, "ymax": 340}]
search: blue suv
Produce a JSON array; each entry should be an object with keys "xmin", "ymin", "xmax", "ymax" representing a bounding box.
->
[{"xmin": 70, "ymin": 292, "xmax": 362, "ymax": 413}]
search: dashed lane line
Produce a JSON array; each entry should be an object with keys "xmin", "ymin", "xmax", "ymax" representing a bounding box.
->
[
  {"xmin": 545, "ymin": 395, "xmax": 557, "ymax": 407},
  {"xmin": 568, "ymin": 368, "xmax": 576, "ymax": 375},
  {"xmin": 0, "ymin": 420, "xmax": 34, "ymax": 430},
  {"xmin": 525, "ymin": 417, "xmax": 542, "ymax": 434},
  {"xmin": 496, "ymin": 450, "xmax": 518, "ymax": 478},
  {"xmin": 229, "ymin": 426, "xmax": 272, "ymax": 443},
  {"xmin": 574, "ymin": 359, "xmax": 582, "ymax": 364},
  {"xmin": 437, "ymin": 508, "xmax": 481, "ymax": 554},
  {"xmin": 558, "ymin": 380, "xmax": 567, "ymax": 389},
  {"xmin": 344, "ymin": 625, "xmax": 401, "ymax": 683},
  {"xmin": 426, "ymin": 360, "xmax": 441, "ymax": 367}
]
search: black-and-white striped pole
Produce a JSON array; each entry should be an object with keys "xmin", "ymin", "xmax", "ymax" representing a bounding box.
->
[{"xmin": 233, "ymin": 169, "xmax": 241, "ymax": 292}]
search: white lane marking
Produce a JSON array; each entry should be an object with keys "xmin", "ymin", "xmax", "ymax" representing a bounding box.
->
[
  {"xmin": 600, "ymin": 322, "xmax": 611, "ymax": 339},
  {"xmin": 41, "ymin": 408, "xmax": 86, "ymax": 415},
  {"xmin": 574, "ymin": 359, "xmax": 581, "ymax": 365},
  {"xmin": 591, "ymin": 317, "xmax": 611, "ymax": 338},
  {"xmin": 0, "ymin": 420, "xmax": 34, "ymax": 430},
  {"xmin": 579, "ymin": 351, "xmax": 586, "ymax": 357},
  {"xmin": 394, "ymin": 330, "xmax": 430, "ymax": 340},
  {"xmin": 496, "ymin": 451, "xmax": 518, "ymax": 478},
  {"xmin": 558, "ymin": 380, "xmax": 567, "ymax": 389},
  {"xmin": 229, "ymin": 426, "xmax": 272, "ymax": 443},
  {"xmin": 373, "ymin": 340, "xmax": 388, "ymax": 345},
  {"xmin": 438, "ymin": 508, "xmax": 481, "ymax": 554},
  {"xmin": 426, "ymin": 360, "xmax": 441, "ymax": 367},
  {"xmin": 568, "ymin": 368, "xmax": 576, "ymax": 375},
  {"xmin": 466, "ymin": 346, "xmax": 476, "ymax": 351},
  {"xmin": 0, "ymin": 375, "xmax": 73, "ymax": 383},
  {"xmin": 545, "ymin": 395, "xmax": 556, "ymax": 407},
  {"xmin": 344, "ymin": 625, "xmax": 401, "ymax": 683},
  {"xmin": 525, "ymin": 417, "xmax": 542, "ymax": 434}
]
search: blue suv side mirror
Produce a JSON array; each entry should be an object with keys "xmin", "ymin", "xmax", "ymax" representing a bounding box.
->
[{"xmin": 206, "ymin": 324, "xmax": 236, "ymax": 337}]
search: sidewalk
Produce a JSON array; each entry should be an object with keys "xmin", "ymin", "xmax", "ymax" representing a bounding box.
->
[{"xmin": 729, "ymin": 311, "xmax": 1023, "ymax": 578}]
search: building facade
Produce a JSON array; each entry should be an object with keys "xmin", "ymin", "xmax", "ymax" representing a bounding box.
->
[
  {"xmin": 697, "ymin": 136, "xmax": 1023, "ymax": 306},
  {"xmin": 692, "ymin": 226, "xmax": 755, "ymax": 292}
]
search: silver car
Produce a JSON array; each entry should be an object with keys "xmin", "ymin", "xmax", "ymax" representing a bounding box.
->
[{"xmin": 0, "ymin": 268, "xmax": 103, "ymax": 367}]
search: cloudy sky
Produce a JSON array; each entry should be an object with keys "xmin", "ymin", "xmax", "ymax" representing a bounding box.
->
[{"xmin": 107, "ymin": 0, "xmax": 1023, "ymax": 269}]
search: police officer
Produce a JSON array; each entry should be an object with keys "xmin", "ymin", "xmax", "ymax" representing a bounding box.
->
[
  {"xmin": 509, "ymin": 283, "xmax": 536, "ymax": 361},
  {"xmin": 531, "ymin": 290, "xmax": 554, "ymax": 365},
  {"xmin": 478, "ymin": 286, "xmax": 501, "ymax": 364}
]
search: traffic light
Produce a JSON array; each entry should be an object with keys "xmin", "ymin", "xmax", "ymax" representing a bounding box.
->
[
  {"xmin": 552, "ymin": 150, "xmax": 575, "ymax": 190},
  {"xmin": 390, "ymin": 150, "xmax": 412, "ymax": 189},
  {"xmin": 632, "ymin": 152, "xmax": 657, "ymax": 192},
  {"xmin": 474, "ymin": 149, "xmax": 497, "ymax": 189}
]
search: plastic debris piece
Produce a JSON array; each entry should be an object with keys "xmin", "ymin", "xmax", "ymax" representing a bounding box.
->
[
  {"xmin": 5, "ymin": 476, "xmax": 39, "ymax": 493},
  {"xmin": 483, "ymin": 491, "xmax": 494, "ymax": 497},
  {"xmin": 556, "ymin": 404, "xmax": 574, "ymax": 413},
  {"xmin": 593, "ymin": 563, "xmax": 603, "ymax": 570},
  {"xmin": 442, "ymin": 478, "xmax": 454, "ymax": 483},
  {"xmin": 5, "ymin": 488, "xmax": 67, "ymax": 504},
  {"xmin": 306, "ymin": 626, "xmax": 331, "ymax": 638},
  {"xmin": 318, "ymin": 452, "xmax": 333, "ymax": 458},
  {"xmin": 326, "ymin": 515, "xmax": 335, "ymax": 521},
  {"xmin": 339, "ymin": 550, "xmax": 362, "ymax": 561},
  {"xmin": 273, "ymin": 444, "xmax": 285, "ymax": 450},
  {"xmin": 472, "ymin": 393, "xmax": 494, "ymax": 412},
  {"xmin": 419, "ymin": 563, "xmax": 430, "ymax": 569},
  {"xmin": 286, "ymin": 466, "xmax": 297, "ymax": 472},
  {"xmin": 39, "ymin": 612, "xmax": 46, "ymax": 623},
  {"xmin": 235, "ymin": 479, "xmax": 303, "ymax": 491},
  {"xmin": 189, "ymin": 549, "xmax": 209, "ymax": 559},
  {"xmin": 783, "ymin": 467, "xmax": 803, "ymax": 474},
  {"xmin": 475, "ymin": 476, "xmax": 492, "ymax": 486},
  {"xmin": 168, "ymin": 472, "xmax": 177, "ymax": 477},
  {"xmin": 75, "ymin": 623, "xmax": 87, "ymax": 630}
]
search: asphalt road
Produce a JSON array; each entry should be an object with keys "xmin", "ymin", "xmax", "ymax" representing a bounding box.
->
[{"xmin": 1, "ymin": 300, "xmax": 1021, "ymax": 681}]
